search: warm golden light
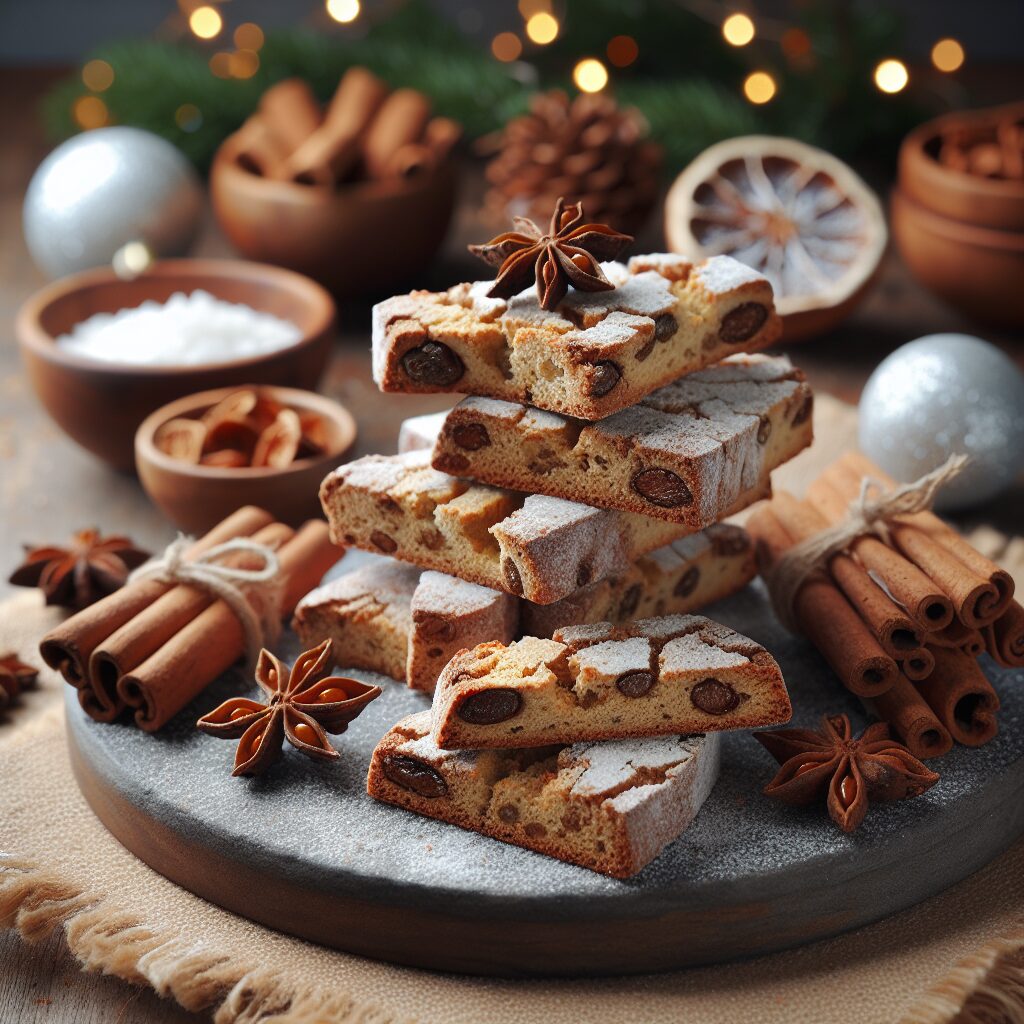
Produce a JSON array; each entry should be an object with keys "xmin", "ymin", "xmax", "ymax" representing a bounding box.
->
[
  {"xmin": 607, "ymin": 35, "xmax": 639, "ymax": 67},
  {"xmin": 234, "ymin": 23, "xmax": 265, "ymax": 51},
  {"xmin": 189, "ymin": 5, "xmax": 223, "ymax": 40},
  {"xmin": 326, "ymin": 0, "xmax": 360, "ymax": 23},
  {"xmin": 722, "ymin": 13, "xmax": 755, "ymax": 47},
  {"xmin": 931, "ymin": 38, "xmax": 965, "ymax": 73},
  {"xmin": 743, "ymin": 71, "xmax": 776, "ymax": 104},
  {"xmin": 518, "ymin": 0, "xmax": 550, "ymax": 16},
  {"xmin": 209, "ymin": 51, "xmax": 232, "ymax": 78},
  {"xmin": 573, "ymin": 58, "xmax": 609, "ymax": 94},
  {"xmin": 73, "ymin": 95, "xmax": 109, "ymax": 130},
  {"xmin": 874, "ymin": 58, "xmax": 909, "ymax": 93},
  {"xmin": 174, "ymin": 103, "xmax": 202, "ymax": 131},
  {"xmin": 229, "ymin": 49, "xmax": 260, "ymax": 79},
  {"xmin": 525, "ymin": 12, "xmax": 559, "ymax": 45},
  {"xmin": 82, "ymin": 59, "xmax": 114, "ymax": 92},
  {"xmin": 491, "ymin": 32, "xmax": 523, "ymax": 62}
]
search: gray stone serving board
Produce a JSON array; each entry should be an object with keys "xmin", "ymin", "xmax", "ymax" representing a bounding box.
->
[{"xmin": 66, "ymin": 565, "xmax": 1024, "ymax": 977}]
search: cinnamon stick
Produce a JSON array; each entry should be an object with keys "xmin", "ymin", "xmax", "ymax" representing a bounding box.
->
[
  {"xmin": 916, "ymin": 648, "xmax": 1000, "ymax": 747},
  {"xmin": 89, "ymin": 522, "xmax": 294, "ymax": 699},
  {"xmin": 865, "ymin": 671, "xmax": 953, "ymax": 760},
  {"xmin": 39, "ymin": 507, "xmax": 274, "ymax": 722},
  {"xmin": 235, "ymin": 115, "xmax": 292, "ymax": 180},
  {"xmin": 258, "ymin": 78, "xmax": 323, "ymax": 156},
  {"xmin": 899, "ymin": 647, "xmax": 935, "ymax": 681},
  {"xmin": 804, "ymin": 476, "xmax": 954, "ymax": 632},
  {"xmin": 983, "ymin": 600, "xmax": 1024, "ymax": 668},
  {"xmin": 362, "ymin": 88, "xmax": 432, "ymax": 179},
  {"xmin": 117, "ymin": 520, "xmax": 340, "ymax": 732},
  {"xmin": 747, "ymin": 504, "xmax": 897, "ymax": 697},
  {"xmin": 924, "ymin": 617, "xmax": 985, "ymax": 657}
]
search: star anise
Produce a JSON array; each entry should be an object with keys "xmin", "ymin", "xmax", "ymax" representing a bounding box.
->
[
  {"xmin": 196, "ymin": 639, "xmax": 381, "ymax": 776},
  {"xmin": 0, "ymin": 652, "xmax": 38, "ymax": 714},
  {"xmin": 755, "ymin": 713, "xmax": 939, "ymax": 833},
  {"xmin": 469, "ymin": 196, "xmax": 633, "ymax": 311},
  {"xmin": 8, "ymin": 529, "xmax": 150, "ymax": 610}
]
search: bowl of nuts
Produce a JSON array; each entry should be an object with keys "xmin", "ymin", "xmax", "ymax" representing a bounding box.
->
[{"xmin": 136, "ymin": 385, "xmax": 357, "ymax": 533}]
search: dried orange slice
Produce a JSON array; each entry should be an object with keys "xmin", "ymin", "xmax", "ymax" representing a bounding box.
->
[{"xmin": 665, "ymin": 136, "xmax": 887, "ymax": 341}]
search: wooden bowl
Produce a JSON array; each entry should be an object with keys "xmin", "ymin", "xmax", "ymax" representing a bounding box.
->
[
  {"xmin": 135, "ymin": 385, "xmax": 356, "ymax": 534},
  {"xmin": 16, "ymin": 259, "xmax": 336, "ymax": 471},
  {"xmin": 210, "ymin": 132, "xmax": 458, "ymax": 295},
  {"xmin": 891, "ymin": 188, "xmax": 1024, "ymax": 328}
]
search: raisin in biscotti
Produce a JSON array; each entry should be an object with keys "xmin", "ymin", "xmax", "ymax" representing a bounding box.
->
[
  {"xmin": 430, "ymin": 614, "xmax": 791, "ymax": 750},
  {"xmin": 432, "ymin": 354, "xmax": 812, "ymax": 525},
  {"xmin": 319, "ymin": 449, "xmax": 760, "ymax": 605},
  {"xmin": 372, "ymin": 253, "xmax": 781, "ymax": 420},
  {"xmin": 367, "ymin": 710, "xmax": 720, "ymax": 878}
]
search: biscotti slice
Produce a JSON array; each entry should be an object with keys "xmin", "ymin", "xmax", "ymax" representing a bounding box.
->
[
  {"xmin": 320, "ymin": 449, "xmax": 706, "ymax": 604},
  {"xmin": 408, "ymin": 570, "xmax": 519, "ymax": 693},
  {"xmin": 367, "ymin": 710, "xmax": 720, "ymax": 878},
  {"xmin": 293, "ymin": 561, "xmax": 419, "ymax": 682},
  {"xmin": 521, "ymin": 523, "xmax": 755, "ymax": 636},
  {"xmin": 372, "ymin": 253, "xmax": 781, "ymax": 420},
  {"xmin": 430, "ymin": 614, "xmax": 791, "ymax": 750},
  {"xmin": 432, "ymin": 353, "xmax": 812, "ymax": 525}
]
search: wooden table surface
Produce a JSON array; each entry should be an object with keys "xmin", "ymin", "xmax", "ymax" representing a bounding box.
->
[{"xmin": 1, "ymin": 67, "xmax": 1022, "ymax": 1023}]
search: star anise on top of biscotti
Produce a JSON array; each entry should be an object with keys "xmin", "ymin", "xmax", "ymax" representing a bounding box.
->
[
  {"xmin": 8, "ymin": 529, "xmax": 150, "ymax": 610},
  {"xmin": 469, "ymin": 196, "xmax": 632, "ymax": 311},
  {"xmin": 196, "ymin": 639, "xmax": 381, "ymax": 776},
  {"xmin": 755, "ymin": 713, "xmax": 939, "ymax": 834}
]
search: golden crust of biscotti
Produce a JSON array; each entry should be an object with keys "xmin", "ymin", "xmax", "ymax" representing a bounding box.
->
[
  {"xmin": 431, "ymin": 353, "xmax": 813, "ymax": 525},
  {"xmin": 430, "ymin": 613, "xmax": 791, "ymax": 750},
  {"xmin": 372, "ymin": 253, "xmax": 782, "ymax": 420},
  {"xmin": 366, "ymin": 710, "xmax": 721, "ymax": 878}
]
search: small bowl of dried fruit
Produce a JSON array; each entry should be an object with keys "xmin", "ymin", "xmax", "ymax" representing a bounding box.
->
[{"xmin": 136, "ymin": 385, "xmax": 357, "ymax": 533}]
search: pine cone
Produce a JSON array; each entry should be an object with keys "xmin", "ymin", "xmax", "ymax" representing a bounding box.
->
[{"xmin": 481, "ymin": 90, "xmax": 662, "ymax": 236}]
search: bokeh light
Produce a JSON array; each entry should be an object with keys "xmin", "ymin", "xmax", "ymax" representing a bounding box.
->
[
  {"xmin": 174, "ymin": 103, "xmax": 203, "ymax": 132},
  {"xmin": 491, "ymin": 32, "xmax": 522, "ymax": 62},
  {"xmin": 229, "ymin": 49, "xmax": 260, "ymax": 79},
  {"xmin": 82, "ymin": 59, "xmax": 114, "ymax": 92},
  {"xmin": 874, "ymin": 58, "xmax": 909, "ymax": 93},
  {"xmin": 743, "ymin": 71, "xmax": 777, "ymax": 104},
  {"xmin": 781, "ymin": 28, "xmax": 811, "ymax": 61},
  {"xmin": 209, "ymin": 51, "xmax": 232, "ymax": 78},
  {"xmin": 525, "ymin": 12, "xmax": 559, "ymax": 45},
  {"xmin": 607, "ymin": 35, "xmax": 639, "ymax": 68},
  {"xmin": 326, "ymin": 0, "xmax": 360, "ymax": 24},
  {"xmin": 189, "ymin": 6, "xmax": 223, "ymax": 40},
  {"xmin": 931, "ymin": 38, "xmax": 965, "ymax": 73},
  {"xmin": 73, "ymin": 95, "xmax": 109, "ymax": 130},
  {"xmin": 573, "ymin": 58, "xmax": 609, "ymax": 93},
  {"xmin": 518, "ymin": 0, "xmax": 550, "ymax": 15},
  {"xmin": 722, "ymin": 13, "xmax": 755, "ymax": 47},
  {"xmin": 234, "ymin": 23, "xmax": 265, "ymax": 51}
]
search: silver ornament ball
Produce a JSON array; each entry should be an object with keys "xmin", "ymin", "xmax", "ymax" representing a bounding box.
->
[
  {"xmin": 859, "ymin": 334, "xmax": 1024, "ymax": 511},
  {"xmin": 23, "ymin": 127, "xmax": 203, "ymax": 279}
]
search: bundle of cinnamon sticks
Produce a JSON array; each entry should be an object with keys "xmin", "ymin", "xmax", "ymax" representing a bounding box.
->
[
  {"xmin": 748, "ymin": 452, "xmax": 1019, "ymax": 760},
  {"xmin": 236, "ymin": 68, "xmax": 462, "ymax": 187},
  {"xmin": 40, "ymin": 507, "xmax": 342, "ymax": 732}
]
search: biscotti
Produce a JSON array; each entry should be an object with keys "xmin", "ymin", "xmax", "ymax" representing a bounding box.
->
[
  {"xmin": 367, "ymin": 710, "xmax": 720, "ymax": 878},
  {"xmin": 372, "ymin": 253, "xmax": 782, "ymax": 420},
  {"xmin": 430, "ymin": 614, "xmax": 791, "ymax": 750},
  {"xmin": 432, "ymin": 354, "xmax": 813, "ymax": 525},
  {"xmin": 319, "ymin": 449, "xmax": 751, "ymax": 604},
  {"xmin": 293, "ymin": 561, "xmax": 418, "ymax": 682}
]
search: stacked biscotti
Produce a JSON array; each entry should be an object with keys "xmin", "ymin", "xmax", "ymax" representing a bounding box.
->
[{"xmin": 310, "ymin": 252, "xmax": 812, "ymax": 876}]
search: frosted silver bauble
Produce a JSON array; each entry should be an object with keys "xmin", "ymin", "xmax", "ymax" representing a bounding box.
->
[
  {"xmin": 23, "ymin": 127, "xmax": 203, "ymax": 279},
  {"xmin": 859, "ymin": 334, "xmax": 1024, "ymax": 511}
]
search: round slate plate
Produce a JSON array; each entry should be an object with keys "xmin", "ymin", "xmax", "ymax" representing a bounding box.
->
[{"xmin": 66, "ymin": 578, "xmax": 1024, "ymax": 977}]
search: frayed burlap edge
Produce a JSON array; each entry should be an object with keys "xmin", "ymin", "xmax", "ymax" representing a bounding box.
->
[
  {"xmin": 902, "ymin": 922, "xmax": 1024, "ymax": 1024},
  {"xmin": 0, "ymin": 855, "xmax": 405, "ymax": 1024}
]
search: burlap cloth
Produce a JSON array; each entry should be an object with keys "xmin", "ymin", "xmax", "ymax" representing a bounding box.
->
[{"xmin": 3, "ymin": 396, "xmax": 1024, "ymax": 1024}]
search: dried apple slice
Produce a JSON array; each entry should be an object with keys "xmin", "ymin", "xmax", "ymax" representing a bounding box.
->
[
  {"xmin": 252, "ymin": 409, "xmax": 302, "ymax": 468},
  {"xmin": 665, "ymin": 136, "xmax": 887, "ymax": 342},
  {"xmin": 154, "ymin": 418, "xmax": 206, "ymax": 463}
]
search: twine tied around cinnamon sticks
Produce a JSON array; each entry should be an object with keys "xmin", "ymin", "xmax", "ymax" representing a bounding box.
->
[
  {"xmin": 766, "ymin": 454, "xmax": 970, "ymax": 633},
  {"xmin": 129, "ymin": 535, "xmax": 284, "ymax": 671}
]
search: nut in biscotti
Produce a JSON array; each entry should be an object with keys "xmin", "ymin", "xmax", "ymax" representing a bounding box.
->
[
  {"xmin": 372, "ymin": 253, "xmax": 782, "ymax": 421},
  {"xmin": 432, "ymin": 353, "xmax": 813, "ymax": 525},
  {"xmin": 367, "ymin": 709, "xmax": 721, "ymax": 878},
  {"xmin": 430, "ymin": 614, "xmax": 791, "ymax": 750}
]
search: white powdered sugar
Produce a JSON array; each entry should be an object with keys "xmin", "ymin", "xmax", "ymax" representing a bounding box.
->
[
  {"xmin": 567, "ymin": 734, "xmax": 702, "ymax": 798},
  {"xmin": 397, "ymin": 411, "xmax": 449, "ymax": 453},
  {"xmin": 693, "ymin": 255, "xmax": 767, "ymax": 295},
  {"xmin": 561, "ymin": 272, "xmax": 674, "ymax": 319},
  {"xmin": 660, "ymin": 632, "xmax": 752, "ymax": 673},
  {"xmin": 503, "ymin": 291, "xmax": 575, "ymax": 331},
  {"xmin": 55, "ymin": 290, "xmax": 301, "ymax": 367},
  {"xmin": 464, "ymin": 280, "xmax": 508, "ymax": 321},
  {"xmin": 568, "ymin": 310, "xmax": 652, "ymax": 349},
  {"xmin": 457, "ymin": 395, "xmax": 524, "ymax": 421},
  {"xmin": 571, "ymin": 636, "xmax": 652, "ymax": 679},
  {"xmin": 414, "ymin": 570, "xmax": 504, "ymax": 616},
  {"xmin": 627, "ymin": 253, "xmax": 693, "ymax": 279},
  {"xmin": 296, "ymin": 561, "xmax": 420, "ymax": 612}
]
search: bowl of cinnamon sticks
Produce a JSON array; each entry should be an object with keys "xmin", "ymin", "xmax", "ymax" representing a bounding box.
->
[
  {"xmin": 135, "ymin": 384, "xmax": 357, "ymax": 534},
  {"xmin": 211, "ymin": 69, "xmax": 461, "ymax": 296}
]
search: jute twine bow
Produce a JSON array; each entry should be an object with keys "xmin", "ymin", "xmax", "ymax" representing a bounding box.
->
[
  {"xmin": 129, "ymin": 537, "xmax": 283, "ymax": 670},
  {"xmin": 766, "ymin": 454, "xmax": 969, "ymax": 632}
]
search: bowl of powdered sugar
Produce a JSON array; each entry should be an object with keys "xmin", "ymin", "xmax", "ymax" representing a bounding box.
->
[{"xmin": 16, "ymin": 258, "xmax": 335, "ymax": 470}]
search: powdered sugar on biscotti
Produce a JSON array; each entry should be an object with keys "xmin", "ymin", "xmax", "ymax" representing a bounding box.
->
[
  {"xmin": 564, "ymin": 734, "xmax": 705, "ymax": 799},
  {"xmin": 692, "ymin": 255, "xmax": 768, "ymax": 295},
  {"xmin": 414, "ymin": 570, "xmax": 505, "ymax": 616},
  {"xmin": 560, "ymin": 272, "xmax": 675, "ymax": 320}
]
